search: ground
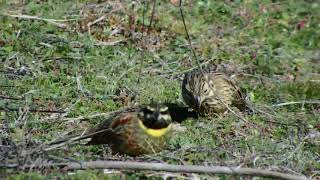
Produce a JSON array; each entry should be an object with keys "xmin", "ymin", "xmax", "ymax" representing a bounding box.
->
[{"xmin": 0, "ymin": 0, "xmax": 319, "ymax": 179}]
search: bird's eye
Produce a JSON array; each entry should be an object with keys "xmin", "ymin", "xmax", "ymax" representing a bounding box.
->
[{"xmin": 160, "ymin": 110, "xmax": 169, "ymax": 115}]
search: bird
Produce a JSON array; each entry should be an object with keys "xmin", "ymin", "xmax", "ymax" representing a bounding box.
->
[
  {"xmin": 181, "ymin": 64, "xmax": 246, "ymax": 116},
  {"xmin": 48, "ymin": 103, "xmax": 172, "ymax": 156}
]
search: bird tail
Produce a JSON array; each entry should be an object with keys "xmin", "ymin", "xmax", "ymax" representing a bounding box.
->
[
  {"xmin": 47, "ymin": 128, "xmax": 112, "ymax": 147},
  {"xmin": 47, "ymin": 132, "xmax": 93, "ymax": 146}
]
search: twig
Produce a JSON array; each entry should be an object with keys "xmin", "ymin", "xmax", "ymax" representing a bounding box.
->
[
  {"xmin": 0, "ymin": 70, "xmax": 25, "ymax": 77},
  {"xmin": 60, "ymin": 112, "xmax": 111, "ymax": 122},
  {"xmin": 76, "ymin": 75, "xmax": 92, "ymax": 97},
  {"xmin": 86, "ymin": 6, "xmax": 123, "ymax": 34},
  {"xmin": 0, "ymin": 85, "xmax": 15, "ymax": 88},
  {"xmin": 279, "ymin": 134, "xmax": 312, "ymax": 163},
  {"xmin": 220, "ymin": 99, "xmax": 258, "ymax": 128},
  {"xmin": 3, "ymin": 13, "xmax": 68, "ymax": 28},
  {"xmin": 42, "ymin": 98, "xmax": 81, "ymax": 121},
  {"xmin": 178, "ymin": 0, "xmax": 201, "ymax": 69},
  {"xmin": 162, "ymin": 60, "xmax": 213, "ymax": 79},
  {"xmin": 142, "ymin": 0, "xmax": 148, "ymax": 26},
  {"xmin": 58, "ymin": 102, "xmax": 137, "ymax": 122},
  {"xmin": 280, "ymin": 141, "xmax": 305, "ymax": 163},
  {"xmin": 2, "ymin": 161, "xmax": 309, "ymax": 180},
  {"xmin": 272, "ymin": 101, "xmax": 320, "ymax": 107},
  {"xmin": 87, "ymin": 15, "xmax": 106, "ymax": 34},
  {"xmin": 15, "ymin": 106, "xmax": 29, "ymax": 128},
  {"xmin": 0, "ymin": 94, "xmax": 22, "ymax": 100},
  {"xmin": 94, "ymin": 39, "xmax": 128, "ymax": 46},
  {"xmin": 148, "ymin": 0, "xmax": 157, "ymax": 31},
  {"xmin": 0, "ymin": 107, "xmax": 65, "ymax": 114},
  {"xmin": 137, "ymin": 0, "xmax": 147, "ymax": 84}
]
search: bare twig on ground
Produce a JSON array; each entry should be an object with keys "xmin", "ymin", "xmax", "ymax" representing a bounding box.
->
[
  {"xmin": 137, "ymin": 3, "xmax": 146, "ymax": 84},
  {"xmin": 0, "ymin": 107, "xmax": 65, "ymax": 114},
  {"xmin": 76, "ymin": 75, "xmax": 92, "ymax": 98},
  {"xmin": 2, "ymin": 13, "xmax": 70, "ymax": 28},
  {"xmin": 94, "ymin": 39, "xmax": 128, "ymax": 46},
  {"xmin": 251, "ymin": 105, "xmax": 307, "ymax": 127},
  {"xmin": 87, "ymin": 6, "xmax": 123, "ymax": 34},
  {"xmin": 0, "ymin": 94, "xmax": 22, "ymax": 100},
  {"xmin": 272, "ymin": 101, "xmax": 320, "ymax": 107},
  {"xmin": 162, "ymin": 59, "xmax": 213, "ymax": 79},
  {"xmin": 42, "ymin": 98, "xmax": 81, "ymax": 121},
  {"xmin": 222, "ymin": 101, "xmax": 258, "ymax": 129},
  {"xmin": 15, "ymin": 106, "xmax": 29, "ymax": 128},
  {"xmin": 59, "ymin": 112, "xmax": 110, "ymax": 122},
  {"xmin": 1, "ymin": 161, "xmax": 309, "ymax": 180}
]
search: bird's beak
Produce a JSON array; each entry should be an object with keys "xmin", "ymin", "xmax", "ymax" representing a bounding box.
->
[{"xmin": 195, "ymin": 96, "xmax": 202, "ymax": 108}]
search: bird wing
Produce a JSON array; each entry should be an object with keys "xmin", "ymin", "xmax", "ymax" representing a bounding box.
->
[
  {"xmin": 219, "ymin": 74, "xmax": 247, "ymax": 111},
  {"xmin": 87, "ymin": 108, "xmax": 138, "ymax": 145}
]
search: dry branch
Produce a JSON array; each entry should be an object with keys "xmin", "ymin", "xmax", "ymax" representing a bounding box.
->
[
  {"xmin": 0, "ymin": 107, "xmax": 65, "ymax": 113},
  {"xmin": 86, "ymin": 6, "xmax": 123, "ymax": 34},
  {"xmin": 2, "ymin": 161, "xmax": 309, "ymax": 180},
  {"xmin": 59, "ymin": 112, "xmax": 110, "ymax": 122},
  {"xmin": 2, "ymin": 14, "xmax": 68, "ymax": 28},
  {"xmin": 272, "ymin": 101, "xmax": 320, "ymax": 107},
  {"xmin": 95, "ymin": 39, "xmax": 128, "ymax": 46},
  {"xmin": 0, "ymin": 94, "xmax": 22, "ymax": 100}
]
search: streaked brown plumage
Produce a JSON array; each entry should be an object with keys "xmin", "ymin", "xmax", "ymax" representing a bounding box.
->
[
  {"xmin": 182, "ymin": 64, "xmax": 246, "ymax": 116},
  {"xmin": 49, "ymin": 103, "xmax": 172, "ymax": 156}
]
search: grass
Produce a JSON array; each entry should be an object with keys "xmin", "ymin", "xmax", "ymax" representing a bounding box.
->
[{"xmin": 1, "ymin": 0, "xmax": 319, "ymax": 179}]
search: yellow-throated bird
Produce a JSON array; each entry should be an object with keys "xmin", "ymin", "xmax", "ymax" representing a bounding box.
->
[{"xmin": 49, "ymin": 103, "xmax": 172, "ymax": 156}]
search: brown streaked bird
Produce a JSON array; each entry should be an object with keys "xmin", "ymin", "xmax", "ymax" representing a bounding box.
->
[
  {"xmin": 181, "ymin": 64, "xmax": 246, "ymax": 116},
  {"xmin": 49, "ymin": 103, "xmax": 172, "ymax": 156}
]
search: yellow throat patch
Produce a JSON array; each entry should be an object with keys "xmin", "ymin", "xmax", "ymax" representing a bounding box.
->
[{"xmin": 138, "ymin": 120, "xmax": 171, "ymax": 137}]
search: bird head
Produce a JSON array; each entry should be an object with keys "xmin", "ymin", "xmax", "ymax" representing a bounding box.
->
[
  {"xmin": 138, "ymin": 103, "xmax": 172, "ymax": 129},
  {"xmin": 194, "ymin": 75, "xmax": 214, "ymax": 109}
]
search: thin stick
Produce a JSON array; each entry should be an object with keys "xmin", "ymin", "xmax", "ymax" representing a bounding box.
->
[
  {"xmin": 2, "ymin": 161, "xmax": 309, "ymax": 180},
  {"xmin": 86, "ymin": 6, "xmax": 123, "ymax": 34},
  {"xmin": 148, "ymin": 0, "xmax": 157, "ymax": 31},
  {"xmin": 0, "ymin": 107, "xmax": 65, "ymax": 114},
  {"xmin": 3, "ymin": 14, "xmax": 68, "ymax": 28},
  {"xmin": 137, "ymin": 1, "xmax": 148, "ymax": 84},
  {"xmin": 272, "ymin": 101, "xmax": 320, "ymax": 107},
  {"xmin": 0, "ymin": 95, "xmax": 22, "ymax": 100},
  {"xmin": 44, "ymin": 131, "xmax": 99, "ymax": 151},
  {"xmin": 137, "ymin": 55, "xmax": 144, "ymax": 83},
  {"xmin": 142, "ymin": 0, "xmax": 148, "ymax": 26},
  {"xmin": 95, "ymin": 39, "xmax": 128, "ymax": 46},
  {"xmin": 59, "ymin": 112, "xmax": 110, "ymax": 122},
  {"xmin": 178, "ymin": 0, "xmax": 201, "ymax": 69}
]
